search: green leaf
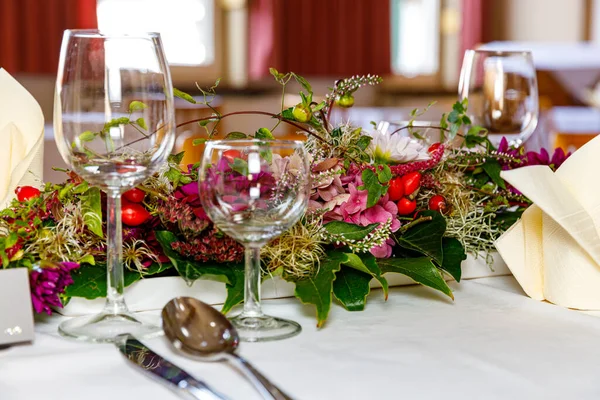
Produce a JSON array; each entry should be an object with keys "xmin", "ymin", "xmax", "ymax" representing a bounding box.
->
[
  {"xmin": 155, "ymin": 230, "xmax": 239, "ymax": 286},
  {"xmin": 342, "ymin": 253, "xmax": 388, "ymax": 299},
  {"xmin": 129, "ymin": 101, "xmax": 148, "ymax": 112},
  {"xmin": 294, "ymin": 250, "xmax": 344, "ymax": 327},
  {"xmin": 103, "ymin": 117, "xmax": 130, "ymax": 130},
  {"xmin": 255, "ymin": 127, "xmax": 274, "ymax": 140},
  {"xmin": 64, "ymin": 263, "xmax": 142, "ymax": 300},
  {"xmin": 359, "ymin": 169, "xmax": 387, "ymax": 208},
  {"xmin": 192, "ymin": 138, "xmax": 207, "ymax": 146},
  {"xmin": 448, "ymin": 110, "xmax": 460, "ymax": 123},
  {"xmin": 142, "ymin": 262, "xmax": 173, "ymax": 276},
  {"xmin": 231, "ymin": 158, "xmax": 248, "ymax": 175},
  {"xmin": 396, "ymin": 210, "xmax": 445, "ymax": 264},
  {"xmin": 281, "ymin": 107, "xmax": 295, "ymax": 120},
  {"xmin": 452, "ymin": 101, "xmax": 465, "ymax": 113},
  {"xmin": 81, "ymin": 187, "xmax": 103, "ymax": 238},
  {"xmin": 293, "ymin": 73, "xmax": 312, "ymax": 96},
  {"xmin": 377, "ymin": 165, "xmax": 392, "ymax": 184},
  {"xmin": 78, "ymin": 130, "xmax": 97, "ymax": 142},
  {"xmin": 169, "ymin": 152, "xmax": 185, "ymax": 165},
  {"xmin": 199, "ymin": 119, "xmax": 211, "ymax": 127},
  {"xmin": 330, "ymin": 127, "xmax": 343, "ymax": 138},
  {"xmin": 225, "ymin": 131, "xmax": 248, "ymax": 139},
  {"xmin": 312, "ymin": 101, "xmax": 326, "ymax": 112},
  {"xmin": 4, "ymin": 232, "xmax": 18, "ymax": 248},
  {"xmin": 378, "ymin": 257, "xmax": 454, "ymax": 300},
  {"xmin": 333, "ymin": 268, "xmax": 372, "ymax": 311},
  {"xmin": 439, "ymin": 238, "xmax": 466, "ymax": 282},
  {"xmin": 174, "ymin": 88, "xmax": 196, "ymax": 104},
  {"xmin": 482, "ymin": 158, "xmax": 506, "ymax": 189},
  {"xmin": 356, "ymin": 135, "xmax": 372, "ymax": 150},
  {"xmin": 323, "ymin": 221, "xmax": 379, "ymax": 241},
  {"xmin": 136, "ymin": 117, "xmax": 148, "ymax": 130},
  {"xmin": 221, "ymin": 265, "xmax": 245, "ymax": 314}
]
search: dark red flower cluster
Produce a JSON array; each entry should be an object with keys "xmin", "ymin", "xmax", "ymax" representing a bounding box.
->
[{"xmin": 171, "ymin": 227, "xmax": 243, "ymax": 263}]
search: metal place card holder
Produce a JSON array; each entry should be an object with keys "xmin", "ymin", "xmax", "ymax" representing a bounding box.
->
[{"xmin": 0, "ymin": 268, "xmax": 34, "ymax": 346}]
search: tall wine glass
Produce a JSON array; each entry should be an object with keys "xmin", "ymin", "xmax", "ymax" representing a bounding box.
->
[
  {"xmin": 459, "ymin": 49, "xmax": 539, "ymax": 147},
  {"xmin": 198, "ymin": 140, "xmax": 310, "ymax": 342},
  {"xmin": 53, "ymin": 30, "xmax": 175, "ymax": 342}
]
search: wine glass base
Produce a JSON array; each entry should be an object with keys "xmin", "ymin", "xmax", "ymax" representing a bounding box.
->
[
  {"xmin": 58, "ymin": 311, "xmax": 163, "ymax": 343},
  {"xmin": 230, "ymin": 314, "xmax": 301, "ymax": 342}
]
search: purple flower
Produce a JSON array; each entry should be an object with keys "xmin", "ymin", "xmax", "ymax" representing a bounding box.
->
[
  {"xmin": 29, "ymin": 262, "xmax": 79, "ymax": 315},
  {"xmin": 525, "ymin": 147, "xmax": 569, "ymax": 170}
]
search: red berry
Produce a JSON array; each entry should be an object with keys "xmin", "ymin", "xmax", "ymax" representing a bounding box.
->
[
  {"xmin": 387, "ymin": 177, "xmax": 404, "ymax": 201},
  {"xmin": 223, "ymin": 150, "xmax": 243, "ymax": 163},
  {"xmin": 123, "ymin": 187, "xmax": 145, "ymax": 203},
  {"xmin": 121, "ymin": 203, "xmax": 150, "ymax": 226},
  {"xmin": 397, "ymin": 197, "xmax": 417, "ymax": 215},
  {"xmin": 428, "ymin": 195, "xmax": 447, "ymax": 213},
  {"xmin": 15, "ymin": 186, "xmax": 41, "ymax": 202},
  {"xmin": 428, "ymin": 143, "xmax": 441, "ymax": 153},
  {"xmin": 402, "ymin": 171, "xmax": 421, "ymax": 197}
]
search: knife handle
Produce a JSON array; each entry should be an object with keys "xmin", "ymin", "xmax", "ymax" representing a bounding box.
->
[{"xmin": 178, "ymin": 377, "xmax": 230, "ymax": 400}]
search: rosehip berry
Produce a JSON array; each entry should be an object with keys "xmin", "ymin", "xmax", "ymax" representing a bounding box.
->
[
  {"xmin": 223, "ymin": 150, "xmax": 243, "ymax": 163},
  {"xmin": 292, "ymin": 104, "xmax": 312, "ymax": 122},
  {"xmin": 402, "ymin": 171, "xmax": 421, "ymax": 197},
  {"xmin": 397, "ymin": 197, "xmax": 417, "ymax": 215},
  {"xmin": 123, "ymin": 187, "xmax": 145, "ymax": 203},
  {"xmin": 336, "ymin": 94, "xmax": 355, "ymax": 108},
  {"xmin": 428, "ymin": 143, "xmax": 441, "ymax": 153},
  {"xmin": 122, "ymin": 203, "xmax": 150, "ymax": 226},
  {"xmin": 428, "ymin": 195, "xmax": 447, "ymax": 213},
  {"xmin": 15, "ymin": 186, "xmax": 41, "ymax": 202},
  {"xmin": 388, "ymin": 177, "xmax": 404, "ymax": 201}
]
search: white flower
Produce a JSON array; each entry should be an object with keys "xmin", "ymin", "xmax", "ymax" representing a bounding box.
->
[{"xmin": 366, "ymin": 129, "xmax": 430, "ymax": 164}]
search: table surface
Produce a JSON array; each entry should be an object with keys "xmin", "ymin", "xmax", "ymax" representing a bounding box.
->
[{"xmin": 3, "ymin": 276, "xmax": 600, "ymax": 400}]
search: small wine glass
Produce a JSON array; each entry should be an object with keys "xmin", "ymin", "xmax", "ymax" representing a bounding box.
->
[
  {"xmin": 53, "ymin": 30, "xmax": 175, "ymax": 342},
  {"xmin": 459, "ymin": 49, "xmax": 539, "ymax": 147},
  {"xmin": 198, "ymin": 140, "xmax": 310, "ymax": 342}
]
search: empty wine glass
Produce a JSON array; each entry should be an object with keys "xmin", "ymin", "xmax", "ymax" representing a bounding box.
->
[
  {"xmin": 198, "ymin": 140, "xmax": 310, "ymax": 342},
  {"xmin": 53, "ymin": 30, "xmax": 175, "ymax": 342},
  {"xmin": 459, "ymin": 49, "xmax": 539, "ymax": 147}
]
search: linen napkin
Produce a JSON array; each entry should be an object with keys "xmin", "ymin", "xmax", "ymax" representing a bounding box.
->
[
  {"xmin": 0, "ymin": 69, "xmax": 45, "ymax": 209},
  {"xmin": 495, "ymin": 134, "xmax": 600, "ymax": 309}
]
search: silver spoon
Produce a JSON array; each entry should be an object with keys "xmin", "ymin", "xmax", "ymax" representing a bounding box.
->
[{"xmin": 162, "ymin": 297, "xmax": 294, "ymax": 400}]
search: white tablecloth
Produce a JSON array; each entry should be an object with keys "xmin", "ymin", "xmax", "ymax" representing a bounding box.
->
[{"xmin": 3, "ymin": 276, "xmax": 600, "ymax": 400}]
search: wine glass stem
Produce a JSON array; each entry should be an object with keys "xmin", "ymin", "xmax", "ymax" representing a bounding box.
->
[
  {"xmin": 104, "ymin": 190, "xmax": 128, "ymax": 315},
  {"xmin": 243, "ymin": 246, "xmax": 263, "ymax": 318}
]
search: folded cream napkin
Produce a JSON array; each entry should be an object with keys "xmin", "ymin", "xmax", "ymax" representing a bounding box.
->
[
  {"xmin": 0, "ymin": 69, "xmax": 44, "ymax": 209},
  {"xmin": 496, "ymin": 134, "xmax": 600, "ymax": 309}
]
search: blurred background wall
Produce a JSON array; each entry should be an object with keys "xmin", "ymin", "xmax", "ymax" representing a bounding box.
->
[{"xmin": 1, "ymin": 0, "xmax": 598, "ymax": 181}]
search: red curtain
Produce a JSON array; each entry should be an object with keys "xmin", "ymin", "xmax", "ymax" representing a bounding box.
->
[
  {"xmin": 0, "ymin": 0, "xmax": 97, "ymax": 75},
  {"xmin": 248, "ymin": 0, "xmax": 391, "ymax": 79},
  {"xmin": 460, "ymin": 0, "xmax": 484, "ymax": 58}
]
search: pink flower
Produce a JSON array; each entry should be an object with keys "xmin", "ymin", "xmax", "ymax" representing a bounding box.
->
[
  {"xmin": 370, "ymin": 238, "xmax": 395, "ymax": 258},
  {"xmin": 340, "ymin": 183, "xmax": 368, "ymax": 217}
]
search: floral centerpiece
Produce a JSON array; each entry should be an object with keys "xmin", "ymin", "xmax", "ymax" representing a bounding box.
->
[{"xmin": 0, "ymin": 71, "xmax": 567, "ymax": 326}]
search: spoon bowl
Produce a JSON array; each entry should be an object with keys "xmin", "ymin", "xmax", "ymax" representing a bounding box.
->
[{"xmin": 162, "ymin": 297, "xmax": 295, "ymax": 400}]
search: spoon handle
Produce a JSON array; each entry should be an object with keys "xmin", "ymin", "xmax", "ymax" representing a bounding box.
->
[{"xmin": 226, "ymin": 353, "xmax": 294, "ymax": 400}]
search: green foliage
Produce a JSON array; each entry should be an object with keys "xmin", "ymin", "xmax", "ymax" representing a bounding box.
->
[
  {"xmin": 173, "ymin": 88, "xmax": 197, "ymax": 104},
  {"xmin": 359, "ymin": 168, "xmax": 388, "ymax": 208},
  {"xmin": 294, "ymin": 250, "xmax": 344, "ymax": 327},
  {"xmin": 395, "ymin": 211, "xmax": 446, "ymax": 264},
  {"xmin": 322, "ymin": 221, "xmax": 379, "ymax": 241},
  {"xmin": 482, "ymin": 158, "xmax": 507, "ymax": 190},
  {"xmin": 80, "ymin": 187, "xmax": 103, "ymax": 238},
  {"xmin": 378, "ymin": 257, "xmax": 454, "ymax": 300},
  {"xmin": 439, "ymin": 238, "xmax": 466, "ymax": 282},
  {"xmin": 332, "ymin": 268, "xmax": 372, "ymax": 311}
]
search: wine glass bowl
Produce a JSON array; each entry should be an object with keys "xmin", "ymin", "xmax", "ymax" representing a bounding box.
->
[
  {"xmin": 199, "ymin": 140, "xmax": 310, "ymax": 342},
  {"xmin": 53, "ymin": 30, "xmax": 175, "ymax": 342},
  {"xmin": 459, "ymin": 49, "xmax": 539, "ymax": 147}
]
